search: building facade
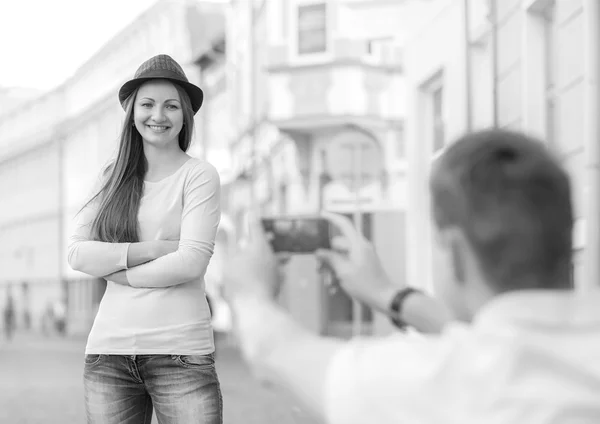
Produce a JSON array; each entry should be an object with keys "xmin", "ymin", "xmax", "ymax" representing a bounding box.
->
[{"xmin": 0, "ymin": 0, "xmax": 226, "ymax": 334}]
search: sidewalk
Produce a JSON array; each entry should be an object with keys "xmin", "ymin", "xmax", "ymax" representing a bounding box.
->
[{"xmin": 0, "ymin": 331, "xmax": 317, "ymax": 424}]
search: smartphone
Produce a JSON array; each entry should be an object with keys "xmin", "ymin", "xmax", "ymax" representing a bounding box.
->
[{"xmin": 261, "ymin": 216, "xmax": 331, "ymax": 253}]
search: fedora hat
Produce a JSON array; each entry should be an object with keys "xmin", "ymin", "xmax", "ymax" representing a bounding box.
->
[{"xmin": 118, "ymin": 54, "xmax": 204, "ymax": 114}]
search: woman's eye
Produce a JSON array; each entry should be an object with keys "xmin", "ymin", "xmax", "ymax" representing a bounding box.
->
[
  {"xmin": 141, "ymin": 103, "xmax": 152, "ymax": 108},
  {"xmin": 167, "ymin": 105, "xmax": 179, "ymax": 110}
]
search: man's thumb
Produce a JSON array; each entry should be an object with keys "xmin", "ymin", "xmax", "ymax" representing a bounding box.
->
[{"xmin": 315, "ymin": 248, "xmax": 344, "ymax": 270}]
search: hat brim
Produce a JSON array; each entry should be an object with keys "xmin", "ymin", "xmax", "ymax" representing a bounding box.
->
[{"xmin": 118, "ymin": 77, "xmax": 204, "ymax": 114}]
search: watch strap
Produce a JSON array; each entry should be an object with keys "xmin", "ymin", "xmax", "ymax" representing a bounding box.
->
[{"xmin": 389, "ymin": 287, "xmax": 422, "ymax": 329}]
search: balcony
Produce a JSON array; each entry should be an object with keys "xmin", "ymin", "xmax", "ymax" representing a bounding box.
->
[{"xmin": 266, "ymin": 38, "xmax": 405, "ymax": 132}]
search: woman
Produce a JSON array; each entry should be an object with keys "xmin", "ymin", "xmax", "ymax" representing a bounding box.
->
[{"xmin": 68, "ymin": 54, "xmax": 222, "ymax": 424}]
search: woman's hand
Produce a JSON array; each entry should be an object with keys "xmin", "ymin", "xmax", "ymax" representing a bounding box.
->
[
  {"xmin": 125, "ymin": 240, "xmax": 179, "ymax": 269},
  {"xmin": 150, "ymin": 240, "xmax": 179, "ymax": 259},
  {"xmin": 105, "ymin": 241, "xmax": 179, "ymax": 287}
]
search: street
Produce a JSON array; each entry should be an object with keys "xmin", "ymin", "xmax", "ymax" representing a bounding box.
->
[{"xmin": 0, "ymin": 333, "xmax": 318, "ymax": 424}]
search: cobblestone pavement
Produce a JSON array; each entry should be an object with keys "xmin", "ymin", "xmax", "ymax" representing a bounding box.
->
[{"xmin": 0, "ymin": 332, "xmax": 318, "ymax": 424}]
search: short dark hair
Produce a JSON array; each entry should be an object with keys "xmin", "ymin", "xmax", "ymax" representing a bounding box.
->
[{"xmin": 430, "ymin": 129, "xmax": 573, "ymax": 292}]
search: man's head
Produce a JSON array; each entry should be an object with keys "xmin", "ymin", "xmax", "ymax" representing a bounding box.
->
[{"xmin": 429, "ymin": 129, "xmax": 573, "ymax": 320}]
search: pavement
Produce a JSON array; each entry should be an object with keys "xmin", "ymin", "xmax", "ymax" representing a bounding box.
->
[{"xmin": 0, "ymin": 332, "xmax": 318, "ymax": 424}]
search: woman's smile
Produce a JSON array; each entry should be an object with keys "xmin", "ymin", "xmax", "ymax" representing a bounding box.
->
[{"xmin": 147, "ymin": 124, "xmax": 171, "ymax": 133}]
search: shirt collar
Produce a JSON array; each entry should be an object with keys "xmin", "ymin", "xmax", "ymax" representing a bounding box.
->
[{"xmin": 472, "ymin": 289, "xmax": 600, "ymax": 330}]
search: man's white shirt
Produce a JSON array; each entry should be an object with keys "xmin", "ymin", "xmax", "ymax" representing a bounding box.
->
[{"xmin": 325, "ymin": 289, "xmax": 600, "ymax": 424}]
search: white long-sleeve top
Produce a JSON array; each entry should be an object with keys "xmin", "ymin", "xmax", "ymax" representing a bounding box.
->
[{"xmin": 68, "ymin": 158, "xmax": 221, "ymax": 355}]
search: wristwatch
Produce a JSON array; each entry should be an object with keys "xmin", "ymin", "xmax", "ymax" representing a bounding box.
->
[{"xmin": 388, "ymin": 287, "xmax": 422, "ymax": 330}]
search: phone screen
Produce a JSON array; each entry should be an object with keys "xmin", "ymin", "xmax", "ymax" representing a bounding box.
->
[{"xmin": 261, "ymin": 217, "xmax": 331, "ymax": 253}]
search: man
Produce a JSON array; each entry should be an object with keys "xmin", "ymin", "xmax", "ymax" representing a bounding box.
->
[{"xmin": 224, "ymin": 129, "xmax": 600, "ymax": 423}]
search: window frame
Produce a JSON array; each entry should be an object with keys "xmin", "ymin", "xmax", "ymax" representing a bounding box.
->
[
  {"xmin": 297, "ymin": 2, "xmax": 328, "ymax": 55},
  {"xmin": 420, "ymin": 70, "xmax": 446, "ymax": 294},
  {"xmin": 289, "ymin": 0, "xmax": 333, "ymax": 64}
]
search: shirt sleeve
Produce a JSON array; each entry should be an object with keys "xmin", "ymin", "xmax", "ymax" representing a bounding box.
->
[
  {"xmin": 324, "ymin": 333, "xmax": 449, "ymax": 424},
  {"xmin": 67, "ymin": 180, "xmax": 131, "ymax": 277},
  {"xmin": 126, "ymin": 162, "xmax": 221, "ymax": 288}
]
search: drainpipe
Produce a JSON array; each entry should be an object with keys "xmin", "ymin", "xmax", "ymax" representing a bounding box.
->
[
  {"xmin": 489, "ymin": 0, "xmax": 499, "ymax": 127},
  {"xmin": 463, "ymin": 0, "xmax": 473, "ymax": 131},
  {"xmin": 249, "ymin": 1, "xmax": 257, "ymax": 210},
  {"xmin": 248, "ymin": 0, "xmax": 268, "ymax": 211},
  {"xmin": 583, "ymin": 0, "xmax": 600, "ymax": 291},
  {"xmin": 57, "ymin": 133, "xmax": 69, "ymax": 329}
]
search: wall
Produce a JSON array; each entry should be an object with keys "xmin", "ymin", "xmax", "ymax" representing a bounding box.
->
[
  {"xmin": 497, "ymin": 0, "xmax": 587, "ymax": 283},
  {"xmin": 404, "ymin": 0, "xmax": 471, "ymax": 293}
]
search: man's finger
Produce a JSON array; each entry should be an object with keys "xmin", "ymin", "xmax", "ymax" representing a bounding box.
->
[
  {"xmin": 315, "ymin": 248, "xmax": 346, "ymax": 271},
  {"xmin": 245, "ymin": 213, "xmax": 274, "ymax": 251},
  {"xmin": 330, "ymin": 236, "xmax": 350, "ymax": 254},
  {"xmin": 320, "ymin": 211, "xmax": 364, "ymax": 246},
  {"xmin": 246, "ymin": 212, "xmax": 265, "ymax": 239},
  {"xmin": 276, "ymin": 252, "xmax": 292, "ymax": 266}
]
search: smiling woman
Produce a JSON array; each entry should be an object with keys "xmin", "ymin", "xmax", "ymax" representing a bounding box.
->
[{"xmin": 67, "ymin": 54, "xmax": 223, "ymax": 424}]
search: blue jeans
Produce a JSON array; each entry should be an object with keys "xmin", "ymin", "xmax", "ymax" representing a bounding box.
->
[{"xmin": 84, "ymin": 353, "xmax": 222, "ymax": 424}]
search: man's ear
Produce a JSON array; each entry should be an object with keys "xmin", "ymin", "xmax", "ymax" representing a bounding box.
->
[
  {"xmin": 450, "ymin": 239, "xmax": 466, "ymax": 284},
  {"xmin": 438, "ymin": 227, "xmax": 467, "ymax": 285}
]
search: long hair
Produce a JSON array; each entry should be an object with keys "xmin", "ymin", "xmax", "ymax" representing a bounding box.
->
[{"xmin": 82, "ymin": 81, "xmax": 195, "ymax": 243}]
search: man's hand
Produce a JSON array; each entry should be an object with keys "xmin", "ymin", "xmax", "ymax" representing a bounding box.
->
[
  {"xmin": 315, "ymin": 212, "xmax": 401, "ymax": 314},
  {"xmin": 221, "ymin": 214, "xmax": 344, "ymax": 423},
  {"xmin": 223, "ymin": 214, "xmax": 289, "ymax": 303}
]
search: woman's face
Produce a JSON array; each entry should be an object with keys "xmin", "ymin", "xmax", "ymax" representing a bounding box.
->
[{"xmin": 133, "ymin": 80, "xmax": 184, "ymax": 147}]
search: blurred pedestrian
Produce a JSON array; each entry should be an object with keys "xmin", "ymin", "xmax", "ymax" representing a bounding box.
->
[
  {"xmin": 22, "ymin": 310, "xmax": 31, "ymax": 331},
  {"xmin": 52, "ymin": 299, "xmax": 66, "ymax": 336},
  {"xmin": 3, "ymin": 285, "xmax": 15, "ymax": 341},
  {"xmin": 68, "ymin": 54, "xmax": 222, "ymax": 424},
  {"xmin": 224, "ymin": 129, "xmax": 600, "ymax": 423},
  {"xmin": 21, "ymin": 281, "xmax": 31, "ymax": 330},
  {"xmin": 41, "ymin": 302, "xmax": 55, "ymax": 337}
]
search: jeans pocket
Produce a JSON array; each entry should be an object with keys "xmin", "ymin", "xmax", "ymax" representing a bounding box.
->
[
  {"xmin": 84, "ymin": 354, "xmax": 104, "ymax": 367},
  {"xmin": 175, "ymin": 353, "xmax": 215, "ymax": 369}
]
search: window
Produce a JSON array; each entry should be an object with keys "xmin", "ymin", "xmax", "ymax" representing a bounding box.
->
[
  {"xmin": 524, "ymin": 0, "xmax": 557, "ymax": 144},
  {"xmin": 420, "ymin": 72, "xmax": 445, "ymax": 293},
  {"xmin": 339, "ymin": 141, "xmax": 374, "ymax": 188},
  {"xmin": 366, "ymin": 37, "xmax": 393, "ymax": 56},
  {"xmin": 431, "ymin": 85, "xmax": 445, "ymax": 153},
  {"xmin": 297, "ymin": 3, "xmax": 327, "ymax": 55},
  {"xmin": 395, "ymin": 127, "xmax": 405, "ymax": 159},
  {"xmin": 543, "ymin": 4, "xmax": 556, "ymax": 146}
]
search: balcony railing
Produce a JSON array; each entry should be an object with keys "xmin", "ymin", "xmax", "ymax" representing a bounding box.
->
[{"xmin": 265, "ymin": 38, "xmax": 405, "ymax": 130}]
